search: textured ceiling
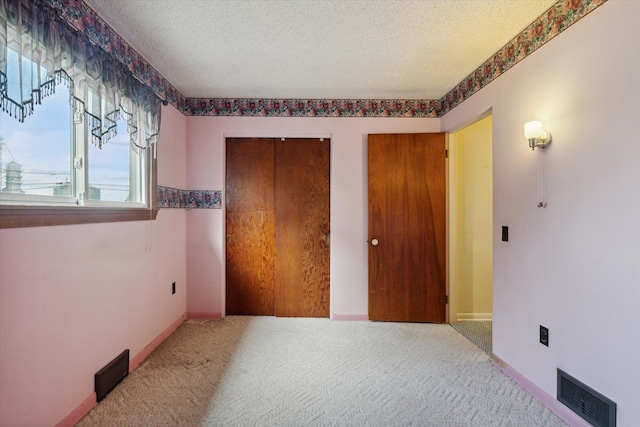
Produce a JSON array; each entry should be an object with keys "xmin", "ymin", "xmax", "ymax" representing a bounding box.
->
[{"xmin": 83, "ymin": 0, "xmax": 556, "ymax": 100}]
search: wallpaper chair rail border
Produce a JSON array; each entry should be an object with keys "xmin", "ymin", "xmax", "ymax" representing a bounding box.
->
[{"xmin": 157, "ymin": 186, "xmax": 222, "ymax": 209}]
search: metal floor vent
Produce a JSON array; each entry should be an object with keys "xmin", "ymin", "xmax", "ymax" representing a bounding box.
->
[
  {"xmin": 95, "ymin": 349, "xmax": 129, "ymax": 402},
  {"xmin": 557, "ymin": 369, "xmax": 616, "ymax": 427}
]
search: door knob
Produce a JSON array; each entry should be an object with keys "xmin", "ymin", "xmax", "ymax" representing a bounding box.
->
[{"xmin": 370, "ymin": 238, "xmax": 379, "ymax": 246}]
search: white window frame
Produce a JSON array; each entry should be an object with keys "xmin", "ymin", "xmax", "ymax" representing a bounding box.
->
[{"xmin": 0, "ymin": 93, "xmax": 158, "ymax": 228}]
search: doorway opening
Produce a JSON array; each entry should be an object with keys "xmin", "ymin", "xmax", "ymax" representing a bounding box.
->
[{"xmin": 448, "ymin": 114, "xmax": 493, "ymax": 354}]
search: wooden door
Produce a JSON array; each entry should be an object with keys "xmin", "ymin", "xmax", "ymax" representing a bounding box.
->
[
  {"xmin": 275, "ymin": 138, "xmax": 330, "ymax": 317},
  {"xmin": 226, "ymin": 138, "xmax": 276, "ymax": 315},
  {"xmin": 225, "ymin": 137, "xmax": 330, "ymax": 318},
  {"xmin": 368, "ymin": 133, "xmax": 446, "ymax": 323}
]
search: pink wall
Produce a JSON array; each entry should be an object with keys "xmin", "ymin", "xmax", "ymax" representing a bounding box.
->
[
  {"xmin": 158, "ymin": 106, "xmax": 188, "ymax": 189},
  {"xmin": 185, "ymin": 117, "xmax": 440, "ymax": 318},
  {"xmin": 441, "ymin": 2, "xmax": 640, "ymax": 425},
  {"xmin": 0, "ymin": 105, "xmax": 188, "ymax": 426},
  {"xmin": 3, "ymin": 3, "xmax": 638, "ymax": 425}
]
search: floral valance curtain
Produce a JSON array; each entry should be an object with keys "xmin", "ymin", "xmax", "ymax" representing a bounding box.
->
[{"xmin": 0, "ymin": 0, "xmax": 160, "ymax": 149}]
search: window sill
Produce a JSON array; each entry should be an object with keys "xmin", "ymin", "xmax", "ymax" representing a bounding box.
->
[{"xmin": 0, "ymin": 205, "xmax": 159, "ymax": 229}]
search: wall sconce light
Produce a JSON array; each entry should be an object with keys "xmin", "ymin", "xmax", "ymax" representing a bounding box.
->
[{"xmin": 524, "ymin": 121, "xmax": 551, "ymax": 150}]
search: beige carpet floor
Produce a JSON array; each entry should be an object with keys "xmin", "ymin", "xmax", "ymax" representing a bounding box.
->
[{"xmin": 77, "ymin": 316, "xmax": 565, "ymax": 426}]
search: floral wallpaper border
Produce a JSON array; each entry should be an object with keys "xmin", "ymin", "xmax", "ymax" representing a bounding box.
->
[
  {"xmin": 439, "ymin": 0, "xmax": 607, "ymax": 115},
  {"xmin": 157, "ymin": 186, "xmax": 222, "ymax": 209},
  {"xmin": 46, "ymin": 0, "xmax": 187, "ymax": 111},
  {"xmin": 182, "ymin": 98, "xmax": 440, "ymax": 118},
  {"xmin": 50, "ymin": 0, "xmax": 607, "ymax": 118}
]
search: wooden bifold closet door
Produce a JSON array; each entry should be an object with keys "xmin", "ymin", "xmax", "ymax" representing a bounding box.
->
[{"xmin": 225, "ymin": 138, "xmax": 330, "ymax": 318}]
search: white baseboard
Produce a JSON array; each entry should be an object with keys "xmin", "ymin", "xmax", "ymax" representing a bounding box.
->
[{"xmin": 456, "ymin": 313, "xmax": 492, "ymax": 321}]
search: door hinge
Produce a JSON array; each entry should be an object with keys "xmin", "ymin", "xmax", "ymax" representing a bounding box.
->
[
  {"xmin": 445, "ymin": 149, "xmax": 448, "ymax": 158},
  {"xmin": 446, "ymin": 295, "xmax": 449, "ymax": 304}
]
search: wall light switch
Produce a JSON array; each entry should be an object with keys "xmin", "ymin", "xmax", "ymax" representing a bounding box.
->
[{"xmin": 502, "ymin": 226, "xmax": 509, "ymax": 242}]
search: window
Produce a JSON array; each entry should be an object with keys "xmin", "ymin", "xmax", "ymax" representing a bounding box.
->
[
  {"xmin": 0, "ymin": 83, "xmax": 157, "ymax": 227},
  {"xmin": 0, "ymin": 101, "xmax": 157, "ymax": 227},
  {"xmin": 1, "ymin": 94, "xmax": 149, "ymax": 205},
  {"xmin": 1, "ymin": 86, "xmax": 72, "ymax": 201},
  {"xmin": 0, "ymin": 2, "xmax": 160, "ymax": 228}
]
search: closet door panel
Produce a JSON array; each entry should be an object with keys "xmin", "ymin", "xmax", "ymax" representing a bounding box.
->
[
  {"xmin": 225, "ymin": 138, "xmax": 276, "ymax": 315},
  {"xmin": 275, "ymin": 138, "xmax": 330, "ymax": 318}
]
